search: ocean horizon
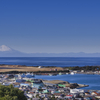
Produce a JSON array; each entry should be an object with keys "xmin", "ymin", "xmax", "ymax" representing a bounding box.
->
[{"xmin": 0, "ymin": 57, "xmax": 100, "ymax": 67}]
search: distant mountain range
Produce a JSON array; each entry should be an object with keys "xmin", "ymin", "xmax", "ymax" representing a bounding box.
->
[{"xmin": 0, "ymin": 45, "xmax": 100, "ymax": 57}]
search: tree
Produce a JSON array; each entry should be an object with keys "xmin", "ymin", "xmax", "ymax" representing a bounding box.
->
[
  {"xmin": 0, "ymin": 84, "xmax": 27, "ymax": 100},
  {"xmin": 36, "ymin": 94, "xmax": 39, "ymax": 98}
]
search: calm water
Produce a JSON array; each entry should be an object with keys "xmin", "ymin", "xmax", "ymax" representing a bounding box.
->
[
  {"xmin": 0, "ymin": 57, "xmax": 100, "ymax": 67},
  {"xmin": 35, "ymin": 74, "xmax": 100, "ymax": 90},
  {"xmin": 0, "ymin": 57, "xmax": 100, "ymax": 90}
]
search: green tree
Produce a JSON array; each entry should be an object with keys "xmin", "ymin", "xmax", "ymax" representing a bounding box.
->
[{"xmin": 0, "ymin": 84, "xmax": 27, "ymax": 100}]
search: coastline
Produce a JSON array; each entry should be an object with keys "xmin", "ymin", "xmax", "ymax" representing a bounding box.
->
[
  {"xmin": 43, "ymin": 80, "xmax": 89, "ymax": 89},
  {"xmin": 0, "ymin": 64, "xmax": 100, "ymax": 75},
  {"xmin": 0, "ymin": 64, "xmax": 100, "ymax": 90}
]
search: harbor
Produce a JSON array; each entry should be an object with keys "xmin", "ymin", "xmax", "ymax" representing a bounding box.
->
[{"xmin": 0, "ymin": 72, "xmax": 100, "ymax": 100}]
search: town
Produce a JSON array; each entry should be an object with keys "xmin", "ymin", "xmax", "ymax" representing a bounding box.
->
[{"xmin": 0, "ymin": 71, "xmax": 100, "ymax": 100}]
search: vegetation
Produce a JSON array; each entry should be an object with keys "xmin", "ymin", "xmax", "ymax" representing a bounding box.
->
[
  {"xmin": 0, "ymin": 84, "xmax": 27, "ymax": 100},
  {"xmin": 0, "ymin": 70, "xmax": 69, "ymax": 74},
  {"xmin": 66, "ymin": 66, "xmax": 100, "ymax": 71}
]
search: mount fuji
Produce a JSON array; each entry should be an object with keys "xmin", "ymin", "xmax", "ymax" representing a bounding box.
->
[
  {"xmin": 0, "ymin": 45, "xmax": 27, "ymax": 57},
  {"xmin": 0, "ymin": 45, "xmax": 12, "ymax": 51},
  {"xmin": 0, "ymin": 45, "xmax": 100, "ymax": 57}
]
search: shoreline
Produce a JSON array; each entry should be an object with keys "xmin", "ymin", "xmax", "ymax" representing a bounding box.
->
[
  {"xmin": 0, "ymin": 64, "xmax": 100, "ymax": 75},
  {"xmin": 42, "ymin": 80, "xmax": 89, "ymax": 89},
  {"xmin": 0, "ymin": 64, "xmax": 100, "ymax": 91}
]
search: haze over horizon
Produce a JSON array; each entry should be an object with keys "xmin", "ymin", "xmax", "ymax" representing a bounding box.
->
[
  {"xmin": 0, "ymin": 45, "xmax": 100, "ymax": 54},
  {"xmin": 0, "ymin": 0, "xmax": 100, "ymax": 53}
]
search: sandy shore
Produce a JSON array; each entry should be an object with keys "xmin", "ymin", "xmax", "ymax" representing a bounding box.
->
[{"xmin": 0, "ymin": 65, "xmax": 64, "ymax": 72}]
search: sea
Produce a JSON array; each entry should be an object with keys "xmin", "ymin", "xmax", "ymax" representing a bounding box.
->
[
  {"xmin": 0, "ymin": 57, "xmax": 100, "ymax": 67},
  {"xmin": 0, "ymin": 57, "xmax": 100, "ymax": 90}
]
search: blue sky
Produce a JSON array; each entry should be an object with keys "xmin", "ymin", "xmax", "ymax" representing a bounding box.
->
[{"xmin": 0, "ymin": 0, "xmax": 100, "ymax": 53}]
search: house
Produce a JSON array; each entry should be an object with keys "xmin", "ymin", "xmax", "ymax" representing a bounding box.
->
[
  {"xmin": 42, "ymin": 89, "xmax": 50, "ymax": 94},
  {"xmin": 32, "ymin": 98, "xmax": 39, "ymax": 100},
  {"xmin": 79, "ymin": 92, "xmax": 85, "ymax": 97},
  {"xmin": 16, "ymin": 79, "xmax": 26, "ymax": 83},
  {"xmin": 91, "ymin": 91, "xmax": 98, "ymax": 96},
  {"xmin": 13, "ymin": 82, "xmax": 20, "ymax": 85},
  {"xmin": 74, "ymin": 98, "xmax": 83, "ymax": 100},
  {"xmin": 51, "ymin": 90, "xmax": 60, "ymax": 94},
  {"xmin": 58, "ymin": 84, "xmax": 65, "ymax": 88},
  {"xmin": 81, "ymin": 70, "xmax": 85, "ymax": 72},
  {"xmin": 44, "ymin": 98, "xmax": 48, "ymax": 100},
  {"xmin": 70, "ymin": 89, "xmax": 84, "ymax": 94},
  {"xmin": 39, "ymin": 93, "xmax": 48, "ymax": 98},
  {"xmin": 85, "ymin": 92, "xmax": 90, "ymax": 96},
  {"xmin": 20, "ymin": 83, "xmax": 30, "ymax": 87},
  {"xmin": 31, "ymin": 88, "xmax": 38, "ymax": 92},
  {"xmin": 64, "ymin": 95, "xmax": 73, "ymax": 99},
  {"xmin": 31, "ymin": 79, "xmax": 44, "ymax": 88},
  {"xmin": 58, "ymin": 88, "xmax": 65, "ymax": 92},
  {"xmin": 5, "ymin": 74, "xmax": 15, "ymax": 79},
  {"xmin": 38, "ymin": 66, "xmax": 43, "ymax": 68},
  {"xmin": 21, "ymin": 73, "xmax": 35, "ymax": 78},
  {"xmin": 95, "ymin": 94, "xmax": 100, "ymax": 99},
  {"xmin": 2, "ymin": 82, "xmax": 12, "ymax": 86},
  {"xmin": 54, "ymin": 93, "xmax": 62, "ymax": 98},
  {"xmin": 26, "ymin": 93, "xmax": 34, "ymax": 98},
  {"xmin": 84, "ymin": 96, "xmax": 93, "ymax": 100}
]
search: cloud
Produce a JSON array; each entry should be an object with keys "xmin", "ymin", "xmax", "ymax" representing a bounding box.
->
[{"xmin": 0, "ymin": 45, "xmax": 11, "ymax": 51}]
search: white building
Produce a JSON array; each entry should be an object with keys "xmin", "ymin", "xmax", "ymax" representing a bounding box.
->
[{"xmin": 70, "ymin": 89, "xmax": 84, "ymax": 93}]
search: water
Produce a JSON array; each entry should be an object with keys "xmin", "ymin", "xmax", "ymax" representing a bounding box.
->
[
  {"xmin": 0, "ymin": 57, "xmax": 100, "ymax": 67},
  {"xmin": 35, "ymin": 74, "xmax": 100, "ymax": 90},
  {"xmin": 0, "ymin": 57, "xmax": 100, "ymax": 90}
]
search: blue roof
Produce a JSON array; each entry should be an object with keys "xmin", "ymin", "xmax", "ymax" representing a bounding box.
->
[{"xmin": 20, "ymin": 83, "xmax": 29, "ymax": 86}]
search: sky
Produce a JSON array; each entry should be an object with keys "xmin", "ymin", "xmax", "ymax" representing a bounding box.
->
[{"xmin": 0, "ymin": 0, "xmax": 100, "ymax": 53}]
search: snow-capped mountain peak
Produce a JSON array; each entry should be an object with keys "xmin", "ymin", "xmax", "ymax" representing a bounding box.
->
[{"xmin": 0, "ymin": 45, "xmax": 12, "ymax": 51}]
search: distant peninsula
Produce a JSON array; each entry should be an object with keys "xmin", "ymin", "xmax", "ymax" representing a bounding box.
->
[{"xmin": 0, "ymin": 64, "xmax": 100, "ymax": 75}]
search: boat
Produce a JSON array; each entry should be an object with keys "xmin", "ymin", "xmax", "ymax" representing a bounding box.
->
[
  {"xmin": 49, "ymin": 74, "xmax": 52, "ymax": 76},
  {"xmin": 59, "ymin": 72, "xmax": 62, "ymax": 75},
  {"xmin": 70, "ymin": 72, "xmax": 75, "ymax": 75}
]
